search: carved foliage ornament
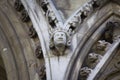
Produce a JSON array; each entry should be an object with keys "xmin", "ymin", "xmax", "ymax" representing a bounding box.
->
[
  {"xmin": 49, "ymin": 28, "xmax": 72, "ymax": 56},
  {"xmin": 65, "ymin": 0, "xmax": 99, "ymax": 30},
  {"xmin": 41, "ymin": 1, "xmax": 58, "ymax": 28}
]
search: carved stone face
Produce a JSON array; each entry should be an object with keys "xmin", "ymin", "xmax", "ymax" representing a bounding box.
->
[
  {"xmin": 80, "ymin": 67, "xmax": 92, "ymax": 77},
  {"xmin": 88, "ymin": 53, "xmax": 98, "ymax": 62},
  {"xmin": 53, "ymin": 31, "xmax": 67, "ymax": 47},
  {"xmin": 96, "ymin": 41, "xmax": 107, "ymax": 51}
]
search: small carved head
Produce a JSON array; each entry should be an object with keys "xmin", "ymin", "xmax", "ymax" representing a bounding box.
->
[
  {"xmin": 80, "ymin": 67, "xmax": 92, "ymax": 77},
  {"xmin": 37, "ymin": 65, "xmax": 46, "ymax": 79},
  {"xmin": 49, "ymin": 28, "xmax": 72, "ymax": 55},
  {"xmin": 53, "ymin": 31, "xmax": 67, "ymax": 47},
  {"xmin": 88, "ymin": 53, "xmax": 99, "ymax": 62},
  {"xmin": 96, "ymin": 40, "xmax": 109, "ymax": 51}
]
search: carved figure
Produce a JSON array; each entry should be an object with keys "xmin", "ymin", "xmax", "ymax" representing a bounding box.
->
[
  {"xmin": 20, "ymin": 9, "xmax": 30, "ymax": 22},
  {"xmin": 93, "ymin": 40, "xmax": 111, "ymax": 55},
  {"xmin": 35, "ymin": 45, "xmax": 43, "ymax": 59},
  {"xmin": 49, "ymin": 28, "xmax": 72, "ymax": 56},
  {"xmin": 28, "ymin": 26, "xmax": 37, "ymax": 38},
  {"xmin": 80, "ymin": 67, "xmax": 92, "ymax": 77},
  {"xmin": 87, "ymin": 52, "xmax": 102, "ymax": 68},
  {"xmin": 69, "ymin": 16, "xmax": 79, "ymax": 27},
  {"xmin": 14, "ymin": 0, "xmax": 24, "ymax": 11},
  {"xmin": 97, "ymin": 40, "xmax": 111, "ymax": 51},
  {"xmin": 103, "ymin": 22, "xmax": 114, "ymax": 43},
  {"xmin": 47, "ymin": 10, "xmax": 57, "ymax": 27},
  {"xmin": 37, "ymin": 65, "xmax": 46, "ymax": 80},
  {"xmin": 41, "ymin": 1, "xmax": 49, "ymax": 13}
]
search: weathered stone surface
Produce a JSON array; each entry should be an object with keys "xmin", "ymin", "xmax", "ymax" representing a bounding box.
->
[
  {"xmin": 0, "ymin": 0, "xmax": 120, "ymax": 80},
  {"xmin": 53, "ymin": 0, "xmax": 88, "ymax": 19}
]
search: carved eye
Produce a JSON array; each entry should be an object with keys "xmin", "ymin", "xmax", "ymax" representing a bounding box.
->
[
  {"xmin": 61, "ymin": 34, "xmax": 63, "ymax": 36},
  {"xmin": 54, "ymin": 34, "xmax": 59, "ymax": 37},
  {"xmin": 57, "ymin": 34, "xmax": 59, "ymax": 36}
]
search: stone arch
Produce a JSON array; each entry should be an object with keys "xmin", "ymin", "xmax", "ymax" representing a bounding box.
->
[
  {"xmin": 0, "ymin": 1, "xmax": 39, "ymax": 80},
  {"xmin": 64, "ymin": 1, "xmax": 120, "ymax": 80}
]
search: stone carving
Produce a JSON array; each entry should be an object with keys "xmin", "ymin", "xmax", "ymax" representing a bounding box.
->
[
  {"xmin": 87, "ymin": 52, "xmax": 102, "ymax": 68},
  {"xmin": 65, "ymin": 0, "xmax": 99, "ymax": 30},
  {"xmin": 35, "ymin": 45, "xmax": 43, "ymax": 59},
  {"xmin": 89, "ymin": 0, "xmax": 99, "ymax": 8},
  {"xmin": 49, "ymin": 28, "xmax": 72, "ymax": 56},
  {"xmin": 96, "ymin": 40, "xmax": 111, "ymax": 51},
  {"xmin": 47, "ymin": 10, "xmax": 57, "ymax": 27},
  {"xmin": 37, "ymin": 65, "xmax": 46, "ymax": 80},
  {"xmin": 20, "ymin": 9, "xmax": 30, "ymax": 22},
  {"xmin": 93, "ymin": 47, "xmax": 120, "ymax": 80},
  {"xmin": 103, "ymin": 22, "xmax": 114, "ymax": 43},
  {"xmin": 28, "ymin": 26, "xmax": 37, "ymax": 38},
  {"xmin": 41, "ymin": 1, "xmax": 49, "ymax": 13},
  {"xmin": 105, "ymin": 21, "xmax": 120, "ymax": 42},
  {"xmin": 14, "ymin": 0, "xmax": 24, "ymax": 11},
  {"xmin": 113, "ymin": 35, "xmax": 120, "ymax": 42},
  {"xmin": 94, "ymin": 40, "xmax": 111, "ymax": 55},
  {"xmin": 80, "ymin": 67, "xmax": 92, "ymax": 77},
  {"xmin": 41, "ymin": 0, "xmax": 59, "ymax": 28},
  {"xmin": 68, "ymin": 15, "xmax": 80, "ymax": 30}
]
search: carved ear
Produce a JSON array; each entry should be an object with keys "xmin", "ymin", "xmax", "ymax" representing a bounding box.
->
[
  {"xmin": 67, "ymin": 40, "xmax": 71, "ymax": 46},
  {"xmin": 49, "ymin": 42, "xmax": 54, "ymax": 49},
  {"xmin": 49, "ymin": 37, "xmax": 55, "ymax": 49}
]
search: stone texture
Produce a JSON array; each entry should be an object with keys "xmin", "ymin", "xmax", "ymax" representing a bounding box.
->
[{"xmin": 53, "ymin": 0, "xmax": 88, "ymax": 19}]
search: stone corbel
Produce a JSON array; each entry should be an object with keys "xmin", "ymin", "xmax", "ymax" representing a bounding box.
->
[
  {"xmin": 49, "ymin": 28, "xmax": 72, "ymax": 56},
  {"xmin": 95, "ymin": 40, "xmax": 111, "ymax": 54},
  {"xmin": 88, "ymin": 53, "xmax": 102, "ymax": 63},
  {"xmin": 87, "ymin": 52, "xmax": 102, "ymax": 68},
  {"xmin": 80, "ymin": 67, "xmax": 92, "ymax": 77}
]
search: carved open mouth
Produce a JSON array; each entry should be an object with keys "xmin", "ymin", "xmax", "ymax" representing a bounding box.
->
[
  {"xmin": 57, "ymin": 39, "xmax": 64, "ymax": 41},
  {"xmin": 56, "ymin": 38, "xmax": 64, "ymax": 42},
  {"xmin": 97, "ymin": 46, "xmax": 103, "ymax": 50}
]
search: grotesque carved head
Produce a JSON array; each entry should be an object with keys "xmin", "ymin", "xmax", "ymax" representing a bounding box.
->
[
  {"xmin": 96, "ymin": 40, "xmax": 110, "ymax": 51},
  {"xmin": 87, "ymin": 53, "xmax": 102, "ymax": 68},
  {"xmin": 88, "ymin": 53, "xmax": 99, "ymax": 62},
  {"xmin": 80, "ymin": 67, "xmax": 92, "ymax": 77},
  {"xmin": 49, "ymin": 28, "xmax": 72, "ymax": 55}
]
